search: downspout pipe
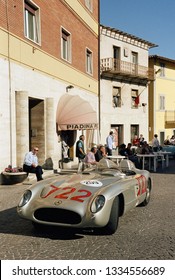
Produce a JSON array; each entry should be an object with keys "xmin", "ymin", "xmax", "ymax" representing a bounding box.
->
[
  {"xmin": 6, "ymin": 0, "xmax": 13, "ymax": 166},
  {"xmin": 98, "ymin": 0, "xmax": 101, "ymax": 140}
]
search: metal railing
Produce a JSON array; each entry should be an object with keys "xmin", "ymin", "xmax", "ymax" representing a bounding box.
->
[{"xmin": 100, "ymin": 58, "xmax": 155, "ymax": 80}]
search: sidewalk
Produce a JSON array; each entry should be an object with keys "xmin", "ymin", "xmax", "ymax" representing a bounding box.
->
[
  {"xmin": 153, "ymin": 158, "xmax": 175, "ymax": 174},
  {"xmin": 22, "ymin": 169, "xmax": 55, "ymax": 185}
]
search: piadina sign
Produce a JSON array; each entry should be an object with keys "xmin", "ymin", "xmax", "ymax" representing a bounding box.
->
[{"xmin": 66, "ymin": 123, "xmax": 98, "ymax": 130}]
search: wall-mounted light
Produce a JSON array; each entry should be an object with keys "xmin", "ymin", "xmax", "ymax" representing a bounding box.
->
[
  {"xmin": 155, "ymin": 68, "xmax": 161, "ymax": 74},
  {"xmin": 32, "ymin": 47, "xmax": 37, "ymax": 53},
  {"xmin": 66, "ymin": 85, "xmax": 74, "ymax": 92}
]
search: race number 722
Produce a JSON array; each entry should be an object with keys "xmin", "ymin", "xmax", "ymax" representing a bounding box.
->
[{"xmin": 41, "ymin": 185, "xmax": 92, "ymax": 202}]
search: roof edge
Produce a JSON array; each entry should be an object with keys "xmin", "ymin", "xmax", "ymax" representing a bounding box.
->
[
  {"xmin": 149, "ymin": 55, "xmax": 175, "ymax": 63},
  {"xmin": 100, "ymin": 24, "xmax": 158, "ymax": 49}
]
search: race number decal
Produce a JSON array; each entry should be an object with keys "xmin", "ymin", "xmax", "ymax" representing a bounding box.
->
[
  {"xmin": 136, "ymin": 175, "xmax": 147, "ymax": 196},
  {"xmin": 41, "ymin": 184, "xmax": 92, "ymax": 202},
  {"xmin": 80, "ymin": 180, "xmax": 103, "ymax": 187}
]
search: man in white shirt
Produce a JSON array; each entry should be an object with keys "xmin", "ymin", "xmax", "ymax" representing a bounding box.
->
[
  {"xmin": 106, "ymin": 131, "xmax": 114, "ymax": 156},
  {"xmin": 23, "ymin": 147, "xmax": 43, "ymax": 181},
  {"xmin": 152, "ymin": 134, "xmax": 160, "ymax": 152}
]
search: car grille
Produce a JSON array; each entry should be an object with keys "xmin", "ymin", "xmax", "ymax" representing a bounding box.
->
[{"xmin": 34, "ymin": 208, "xmax": 81, "ymax": 224}]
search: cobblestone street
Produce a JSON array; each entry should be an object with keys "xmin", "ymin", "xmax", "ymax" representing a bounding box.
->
[{"xmin": 0, "ymin": 160, "xmax": 175, "ymax": 260}]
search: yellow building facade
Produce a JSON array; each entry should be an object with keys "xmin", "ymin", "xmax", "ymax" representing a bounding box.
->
[{"xmin": 149, "ymin": 55, "xmax": 175, "ymax": 144}]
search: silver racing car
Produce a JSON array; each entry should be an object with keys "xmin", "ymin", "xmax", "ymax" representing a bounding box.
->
[{"xmin": 17, "ymin": 158, "xmax": 152, "ymax": 234}]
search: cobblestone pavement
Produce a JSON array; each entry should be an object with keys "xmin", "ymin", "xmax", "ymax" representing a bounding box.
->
[{"xmin": 0, "ymin": 160, "xmax": 175, "ymax": 260}]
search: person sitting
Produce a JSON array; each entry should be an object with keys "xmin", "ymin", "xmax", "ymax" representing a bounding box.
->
[
  {"xmin": 139, "ymin": 134, "xmax": 145, "ymax": 146},
  {"xmin": 132, "ymin": 135, "xmax": 140, "ymax": 146},
  {"xmin": 126, "ymin": 143, "xmax": 134, "ymax": 156},
  {"xmin": 135, "ymin": 143, "xmax": 142, "ymax": 154},
  {"xmin": 95, "ymin": 145, "xmax": 107, "ymax": 162},
  {"xmin": 23, "ymin": 146, "xmax": 43, "ymax": 181},
  {"xmin": 169, "ymin": 135, "xmax": 175, "ymax": 145},
  {"xmin": 164, "ymin": 136, "xmax": 170, "ymax": 145},
  {"xmin": 118, "ymin": 143, "xmax": 127, "ymax": 156},
  {"xmin": 84, "ymin": 147, "xmax": 97, "ymax": 167},
  {"xmin": 119, "ymin": 143, "xmax": 141, "ymax": 169},
  {"xmin": 141, "ymin": 141, "xmax": 152, "ymax": 154}
]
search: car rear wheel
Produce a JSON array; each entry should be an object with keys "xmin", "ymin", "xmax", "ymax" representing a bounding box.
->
[
  {"xmin": 140, "ymin": 178, "xmax": 151, "ymax": 206},
  {"xmin": 103, "ymin": 196, "xmax": 119, "ymax": 235}
]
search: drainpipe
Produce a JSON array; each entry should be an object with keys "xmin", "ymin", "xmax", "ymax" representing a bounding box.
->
[
  {"xmin": 98, "ymin": 0, "xmax": 101, "ymax": 140},
  {"xmin": 6, "ymin": 0, "xmax": 12, "ymax": 166}
]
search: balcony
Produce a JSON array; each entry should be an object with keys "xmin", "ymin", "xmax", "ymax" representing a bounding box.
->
[
  {"xmin": 165, "ymin": 111, "xmax": 175, "ymax": 128},
  {"xmin": 100, "ymin": 58, "xmax": 155, "ymax": 84}
]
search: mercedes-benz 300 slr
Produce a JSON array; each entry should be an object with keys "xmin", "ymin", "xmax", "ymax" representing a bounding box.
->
[{"xmin": 17, "ymin": 158, "xmax": 152, "ymax": 235}]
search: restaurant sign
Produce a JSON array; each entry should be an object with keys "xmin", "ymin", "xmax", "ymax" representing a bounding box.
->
[{"xmin": 66, "ymin": 123, "xmax": 98, "ymax": 130}]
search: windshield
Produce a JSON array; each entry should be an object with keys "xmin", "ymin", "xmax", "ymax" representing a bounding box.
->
[
  {"xmin": 97, "ymin": 158, "xmax": 119, "ymax": 170},
  {"xmin": 83, "ymin": 158, "xmax": 119, "ymax": 173}
]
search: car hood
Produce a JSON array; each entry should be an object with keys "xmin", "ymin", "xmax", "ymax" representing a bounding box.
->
[{"xmin": 29, "ymin": 171, "xmax": 124, "ymax": 214}]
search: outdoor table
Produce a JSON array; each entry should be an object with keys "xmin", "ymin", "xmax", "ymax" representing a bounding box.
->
[
  {"xmin": 107, "ymin": 155, "xmax": 126, "ymax": 165},
  {"xmin": 155, "ymin": 151, "xmax": 171, "ymax": 167},
  {"xmin": 136, "ymin": 154, "xmax": 163, "ymax": 172}
]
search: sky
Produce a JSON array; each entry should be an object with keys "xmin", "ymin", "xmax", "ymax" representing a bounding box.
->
[{"xmin": 100, "ymin": 0, "xmax": 175, "ymax": 59}]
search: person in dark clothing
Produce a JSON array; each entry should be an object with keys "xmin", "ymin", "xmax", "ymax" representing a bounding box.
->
[
  {"xmin": 126, "ymin": 143, "xmax": 134, "ymax": 156},
  {"xmin": 141, "ymin": 141, "xmax": 152, "ymax": 154},
  {"xmin": 118, "ymin": 143, "xmax": 127, "ymax": 156},
  {"xmin": 119, "ymin": 143, "xmax": 141, "ymax": 169},
  {"xmin": 76, "ymin": 135, "xmax": 86, "ymax": 162},
  {"xmin": 95, "ymin": 145, "xmax": 106, "ymax": 162}
]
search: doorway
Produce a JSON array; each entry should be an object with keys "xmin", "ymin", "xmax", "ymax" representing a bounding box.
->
[
  {"xmin": 29, "ymin": 97, "xmax": 45, "ymax": 163},
  {"xmin": 160, "ymin": 131, "xmax": 165, "ymax": 146},
  {"xmin": 131, "ymin": 125, "xmax": 139, "ymax": 143},
  {"xmin": 111, "ymin": 125, "xmax": 124, "ymax": 147}
]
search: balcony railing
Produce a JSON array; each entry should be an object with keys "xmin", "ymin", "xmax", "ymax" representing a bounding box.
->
[
  {"xmin": 100, "ymin": 58, "xmax": 155, "ymax": 81},
  {"xmin": 165, "ymin": 111, "xmax": 175, "ymax": 128}
]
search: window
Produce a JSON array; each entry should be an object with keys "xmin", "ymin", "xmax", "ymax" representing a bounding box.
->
[
  {"xmin": 113, "ymin": 46, "xmax": 120, "ymax": 59},
  {"xmin": 113, "ymin": 87, "xmax": 121, "ymax": 107},
  {"xmin": 160, "ymin": 131, "xmax": 165, "ymax": 145},
  {"xmin": 24, "ymin": 0, "xmax": 40, "ymax": 43},
  {"xmin": 61, "ymin": 28, "xmax": 71, "ymax": 62},
  {"xmin": 131, "ymin": 52, "xmax": 138, "ymax": 64},
  {"xmin": 159, "ymin": 95, "xmax": 165, "ymax": 110},
  {"xmin": 131, "ymin": 125, "xmax": 139, "ymax": 143},
  {"xmin": 160, "ymin": 63, "xmax": 165, "ymax": 77},
  {"xmin": 131, "ymin": 52, "xmax": 138, "ymax": 75},
  {"xmin": 124, "ymin": 48, "xmax": 128, "ymax": 57},
  {"xmin": 131, "ymin": 89, "xmax": 139, "ymax": 108},
  {"xmin": 85, "ymin": 0, "xmax": 93, "ymax": 12},
  {"xmin": 86, "ymin": 48, "xmax": 93, "ymax": 74},
  {"xmin": 113, "ymin": 46, "xmax": 120, "ymax": 70}
]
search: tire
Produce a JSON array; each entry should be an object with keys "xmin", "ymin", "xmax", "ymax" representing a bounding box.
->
[
  {"xmin": 103, "ymin": 196, "xmax": 119, "ymax": 235},
  {"xmin": 140, "ymin": 178, "xmax": 151, "ymax": 206}
]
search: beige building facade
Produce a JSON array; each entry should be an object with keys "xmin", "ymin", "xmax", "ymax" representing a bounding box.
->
[{"xmin": 0, "ymin": 0, "xmax": 99, "ymax": 176}]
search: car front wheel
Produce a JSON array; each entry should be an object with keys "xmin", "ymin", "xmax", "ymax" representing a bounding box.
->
[{"xmin": 103, "ymin": 196, "xmax": 119, "ymax": 235}]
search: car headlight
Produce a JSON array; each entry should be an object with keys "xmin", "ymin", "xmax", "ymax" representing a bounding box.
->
[
  {"xmin": 91, "ymin": 195, "xmax": 105, "ymax": 213},
  {"xmin": 18, "ymin": 190, "xmax": 32, "ymax": 207}
]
